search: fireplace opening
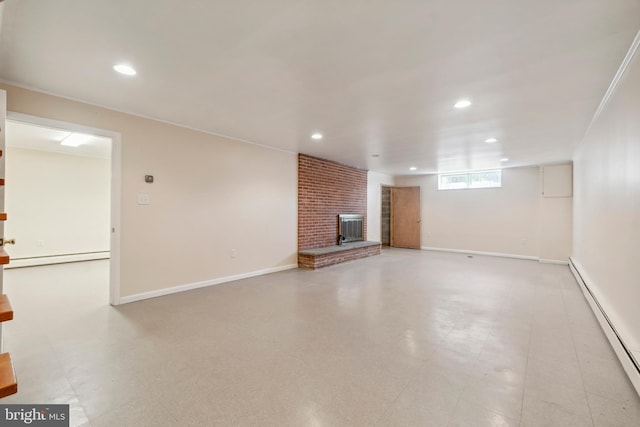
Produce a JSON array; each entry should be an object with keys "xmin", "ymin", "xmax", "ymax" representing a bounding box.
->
[{"xmin": 338, "ymin": 214, "xmax": 364, "ymax": 244}]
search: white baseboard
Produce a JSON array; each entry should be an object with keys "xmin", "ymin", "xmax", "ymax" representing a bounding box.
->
[
  {"xmin": 569, "ymin": 257, "xmax": 640, "ymax": 396},
  {"xmin": 5, "ymin": 251, "xmax": 110, "ymax": 269},
  {"xmin": 118, "ymin": 263, "xmax": 298, "ymax": 305},
  {"xmin": 539, "ymin": 258, "xmax": 569, "ymax": 265},
  {"xmin": 421, "ymin": 246, "xmax": 539, "ymax": 261}
]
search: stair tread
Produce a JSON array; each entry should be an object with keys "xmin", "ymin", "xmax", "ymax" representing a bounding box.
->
[
  {"xmin": 0, "ymin": 353, "xmax": 17, "ymax": 398},
  {"xmin": 0, "ymin": 248, "xmax": 9, "ymax": 265},
  {"xmin": 0, "ymin": 295, "xmax": 13, "ymax": 322}
]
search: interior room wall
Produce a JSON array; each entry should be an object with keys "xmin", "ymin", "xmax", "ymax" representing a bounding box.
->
[
  {"xmin": 538, "ymin": 164, "xmax": 573, "ymax": 262},
  {"xmin": 572, "ymin": 47, "xmax": 640, "ymax": 363},
  {"xmin": 0, "ymin": 83, "xmax": 298, "ymax": 302},
  {"xmin": 5, "ymin": 147, "xmax": 110, "ymax": 262},
  {"xmin": 395, "ymin": 166, "xmax": 572, "ymax": 261},
  {"xmin": 366, "ymin": 171, "xmax": 394, "ymax": 243}
]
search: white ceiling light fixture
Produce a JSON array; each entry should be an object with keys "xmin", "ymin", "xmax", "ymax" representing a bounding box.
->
[
  {"xmin": 485, "ymin": 137, "xmax": 498, "ymax": 143},
  {"xmin": 60, "ymin": 132, "xmax": 92, "ymax": 147},
  {"xmin": 311, "ymin": 133, "xmax": 323, "ymax": 140},
  {"xmin": 409, "ymin": 166, "xmax": 417, "ymax": 171},
  {"xmin": 113, "ymin": 63, "xmax": 137, "ymax": 76},
  {"xmin": 454, "ymin": 99, "xmax": 472, "ymax": 109},
  {"xmin": 500, "ymin": 158, "xmax": 509, "ymax": 162}
]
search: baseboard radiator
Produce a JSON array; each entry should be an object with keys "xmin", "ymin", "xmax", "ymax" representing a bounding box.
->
[
  {"xmin": 4, "ymin": 251, "xmax": 110, "ymax": 269},
  {"xmin": 569, "ymin": 257, "xmax": 640, "ymax": 396}
]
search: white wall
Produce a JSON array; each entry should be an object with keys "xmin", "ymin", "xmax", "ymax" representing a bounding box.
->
[
  {"xmin": 5, "ymin": 147, "xmax": 110, "ymax": 260},
  {"xmin": 537, "ymin": 163, "xmax": 573, "ymax": 262},
  {"xmin": 367, "ymin": 171, "xmax": 395, "ymax": 242},
  {"xmin": 395, "ymin": 166, "xmax": 572, "ymax": 261},
  {"xmin": 572, "ymin": 44, "xmax": 640, "ymax": 362},
  {"xmin": 1, "ymin": 84, "xmax": 298, "ymax": 301}
]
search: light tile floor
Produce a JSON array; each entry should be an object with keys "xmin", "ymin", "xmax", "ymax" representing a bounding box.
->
[{"xmin": 3, "ymin": 249, "xmax": 640, "ymax": 426}]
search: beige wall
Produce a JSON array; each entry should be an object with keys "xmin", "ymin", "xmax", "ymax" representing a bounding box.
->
[
  {"xmin": 1, "ymin": 84, "xmax": 298, "ymax": 300},
  {"xmin": 366, "ymin": 171, "xmax": 395, "ymax": 242},
  {"xmin": 572, "ymin": 48, "xmax": 640, "ymax": 359},
  {"xmin": 5, "ymin": 147, "xmax": 110, "ymax": 259},
  {"xmin": 396, "ymin": 166, "xmax": 572, "ymax": 261}
]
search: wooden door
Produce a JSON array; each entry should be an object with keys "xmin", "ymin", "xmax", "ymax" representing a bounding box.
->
[{"xmin": 390, "ymin": 186, "xmax": 421, "ymax": 249}]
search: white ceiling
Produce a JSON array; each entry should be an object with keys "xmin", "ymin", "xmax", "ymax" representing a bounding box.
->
[
  {"xmin": 6, "ymin": 120, "xmax": 112, "ymax": 159},
  {"xmin": 0, "ymin": 0, "xmax": 638, "ymax": 175}
]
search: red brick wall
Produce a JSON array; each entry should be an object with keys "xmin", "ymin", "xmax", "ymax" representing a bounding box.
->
[
  {"xmin": 298, "ymin": 154, "xmax": 368, "ymax": 249},
  {"xmin": 298, "ymin": 245, "xmax": 381, "ymax": 269}
]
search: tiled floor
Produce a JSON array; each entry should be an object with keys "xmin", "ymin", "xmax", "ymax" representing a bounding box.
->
[{"xmin": 3, "ymin": 249, "xmax": 640, "ymax": 426}]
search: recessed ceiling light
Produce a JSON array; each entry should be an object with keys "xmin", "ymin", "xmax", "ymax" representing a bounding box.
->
[
  {"xmin": 485, "ymin": 138, "xmax": 498, "ymax": 143},
  {"xmin": 409, "ymin": 166, "xmax": 417, "ymax": 171},
  {"xmin": 500, "ymin": 158, "xmax": 509, "ymax": 162},
  {"xmin": 454, "ymin": 99, "xmax": 471, "ymax": 109},
  {"xmin": 311, "ymin": 133, "xmax": 323, "ymax": 140},
  {"xmin": 60, "ymin": 133, "xmax": 92, "ymax": 147},
  {"xmin": 113, "ymin": 64, "xmax": 137, "ymax": 76}
]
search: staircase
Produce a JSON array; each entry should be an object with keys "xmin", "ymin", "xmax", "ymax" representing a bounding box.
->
[
  {"xmin": 0, "ymin": 145, "xmax": 17, "ymax": 398},
  {"xmin": 0, "ymin": 294, "xmax": 16, "ymax": 397}
]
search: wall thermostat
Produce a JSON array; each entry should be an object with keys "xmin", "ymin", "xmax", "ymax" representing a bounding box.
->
[{"xmin": 145, "ymin": 175, "xmax": 154, "ymax": 183}]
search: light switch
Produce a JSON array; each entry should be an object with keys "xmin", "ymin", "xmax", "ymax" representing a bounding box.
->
[{"xmin": 137, "ymin": 193, "xmax": 150, "ymax": 205}]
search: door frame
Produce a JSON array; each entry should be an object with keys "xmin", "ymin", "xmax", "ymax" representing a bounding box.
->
[
  {"xmin": 7, "ymin": 112, "xmax": 122, "ymax": 306},
  {"xmin": 386, "ymin": 185, "xmax": 422, "ymax": 249}
]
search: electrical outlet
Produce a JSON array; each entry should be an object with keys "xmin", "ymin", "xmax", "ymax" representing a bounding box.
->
[
  {"xmin": 230, "ymin": 249, "xmax": 237, "ymax": 258},
  {"xmin": 37, "ymin": 240, "xmax": 45, "ymax": 247}
]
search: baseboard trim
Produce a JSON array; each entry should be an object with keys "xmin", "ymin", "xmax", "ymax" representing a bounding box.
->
[
  {"xmin": 539, "ymin": 258, "xmax": 569, "ymax": 265},
  {"xmin": 118, "ymin": 263, "xmax": 298, "ymax": 305},
  {"xmin": 421, "ymin": 246, "xmax": 539, "ymax": 261},
  {"xmin": 569, "ymin": 257, "xmax": 640, "ymax": 396},
  {"xmin": 5, "ymin": 252, "xmax": 110, "ymax": 269}
]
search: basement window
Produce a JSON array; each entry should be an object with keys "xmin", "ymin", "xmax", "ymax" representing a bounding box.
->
[{"xmin": 438, "ymin": 169, "xmax": 502, "ymax": 190}]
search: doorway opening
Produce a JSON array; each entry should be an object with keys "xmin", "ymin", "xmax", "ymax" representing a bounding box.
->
[
  {"xmin": 381, "ymin": 186, "xmax": 391, "ymax": 246},
  {"xmin": 4, "ymin": 113, "xmax": 121, "ymax": 305},
  {"xmin": 381, "ymin": 186, "xmax": 421, "ymax": 249}
]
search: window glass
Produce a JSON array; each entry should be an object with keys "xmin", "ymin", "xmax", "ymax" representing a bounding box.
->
[{"xmin": 439, "ymin": 170, "xmax": 501, "ymax": 190}]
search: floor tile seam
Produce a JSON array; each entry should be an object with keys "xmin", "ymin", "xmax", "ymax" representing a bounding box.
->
[
  {"xmin": 64, "ymin": 373, "xmax": 154, "ymax": 423},
  {"xmin": 369, "ymin": 373, "xmax": 417, "ymax": 427},
  {"xmin": 584, "ymin": 390, "xmax": 640, "ymax": 420},
  {"xmin": 38, "ymin": 339, "xmax": 86, "ymax": 404},
  {"xmin": 519, "ymin": 302, "xmax": 535, "ymax": 424},
  {"xmin": 446, "ymin": 393, "xmax": 470, "ymax": 427},
  {"xmin": 450, "ymin": 396, "xmax": 520, "ymax": 426},
  {"xmin": 458, "ymin": 382, "xmax": 522, "ymax": 421},
  {"xmin": 582, "ymin": 387, "xmax": 638, "ymax": 407},
  {"xmin": 467, "ymin": 328, "xmax": 497, "ymax": 369},
  {"xmin": 559, "ymin": 282, "xmax": 597, "ymax": 427},
  {"xmin": 59, "ymin": 378, "xmax": 92, "ymax": 427}
]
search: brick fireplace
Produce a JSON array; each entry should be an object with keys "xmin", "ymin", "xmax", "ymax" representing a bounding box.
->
[{"xmin": 297, "ymin": 154, "xmax": 380, "ymax": 268}]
